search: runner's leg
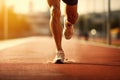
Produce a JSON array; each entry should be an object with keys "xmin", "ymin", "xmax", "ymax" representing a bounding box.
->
[
  {"xmin": 64, "ymin": 4, "xmax": 78, "ymax": 39},
  {"xmin": 47, "ymin": 0, "xmax": 63, "ymax": 51}
]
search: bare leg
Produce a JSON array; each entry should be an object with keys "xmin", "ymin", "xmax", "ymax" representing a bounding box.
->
[
  {"xmin": 47, "ymin": 0, "xmax": 63, "ymax": 51},
  {"xmin": 47, "ymin": 0, "xmax": 65, "ymax": 63},
  {"xmin": 65, "ymin": 4, "xmax": 78, "ymax": 24},
  {"xmin": 64, "ymin": 4, "xmax": 78, "ymax": 39}
]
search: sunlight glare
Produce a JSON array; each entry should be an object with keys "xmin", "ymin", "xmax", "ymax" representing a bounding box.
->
[{"xmin": 5, "ymin": 0, "xmax": 48, "ymax": 14}]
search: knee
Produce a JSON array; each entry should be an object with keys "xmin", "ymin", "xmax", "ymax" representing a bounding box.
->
[
  {"xmin": 50, "ymin": 6, "xmax": 61, "ymax": 18},
  {"xmin": 68, "ymin": 13, "xmax": 78, "ymax": 24}
]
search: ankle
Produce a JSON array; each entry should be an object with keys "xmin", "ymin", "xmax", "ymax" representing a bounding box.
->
[
  {"xmin": 65, "ymin": 21, "xmax": 72, "ymax": 28},
  {"xmin": 57, "ymin": 50, "xmax": 64, "ymax": 53}
]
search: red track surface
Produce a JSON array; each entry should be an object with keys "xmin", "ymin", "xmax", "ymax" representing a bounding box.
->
[{"xmin": 0, "ymin": 37, "xmax": 120, "ymax": 80}]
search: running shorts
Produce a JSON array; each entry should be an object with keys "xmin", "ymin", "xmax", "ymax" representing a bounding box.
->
[{"xmin": 62, "ymin": 0, "xmax": 78, "ymax": 6}]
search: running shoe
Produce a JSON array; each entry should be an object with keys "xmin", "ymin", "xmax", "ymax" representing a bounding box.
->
[{"xmin": 54, "ymin": 50, "xmax": 65, "ymax": 64}]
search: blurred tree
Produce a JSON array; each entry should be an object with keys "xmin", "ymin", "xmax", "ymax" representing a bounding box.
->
[{"xmin": 0, "ymin": 6, "xmax": 30, "ymax": 39}]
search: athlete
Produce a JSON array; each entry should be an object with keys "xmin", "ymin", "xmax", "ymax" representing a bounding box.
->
[{"xmin": 47, "ymin": 0, "xmax": 78, "ymax": 64}]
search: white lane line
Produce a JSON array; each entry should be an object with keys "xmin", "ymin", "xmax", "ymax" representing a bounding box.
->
[{"xmin": 0, "ymin": 37, "xmax": 36, "ymax": 50}]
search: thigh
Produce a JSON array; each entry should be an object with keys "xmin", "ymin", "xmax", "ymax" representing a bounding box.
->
[
  {"xmin": 63, "ymin": 0, "xmax": 78, "ymax": 16},
  {"xmin": 66, "ymin": 4, "xmax": 77, "ymax": 13},
  {"xmin": 65, "ymin": 4, "xmax": 78, "ymax": 24}
]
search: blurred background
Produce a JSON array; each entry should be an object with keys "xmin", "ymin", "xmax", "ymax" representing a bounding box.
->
[{"xmin": 0, "ymin": 0, "xmax": 120, "ymax": 46}]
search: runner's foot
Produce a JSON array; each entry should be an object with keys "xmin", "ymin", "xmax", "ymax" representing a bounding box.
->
[
  {"xmin": 54, "ymin": 50, "xmax": 65, "ymax": 64},
  {"xmin": 64, "ymin": 18, "xmax": 74, "ymax": 40}
]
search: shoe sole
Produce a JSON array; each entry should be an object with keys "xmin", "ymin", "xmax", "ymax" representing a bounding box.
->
[{"xmin": 54, "ymin": 59, "xmax": 64, "ymax": 64}]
